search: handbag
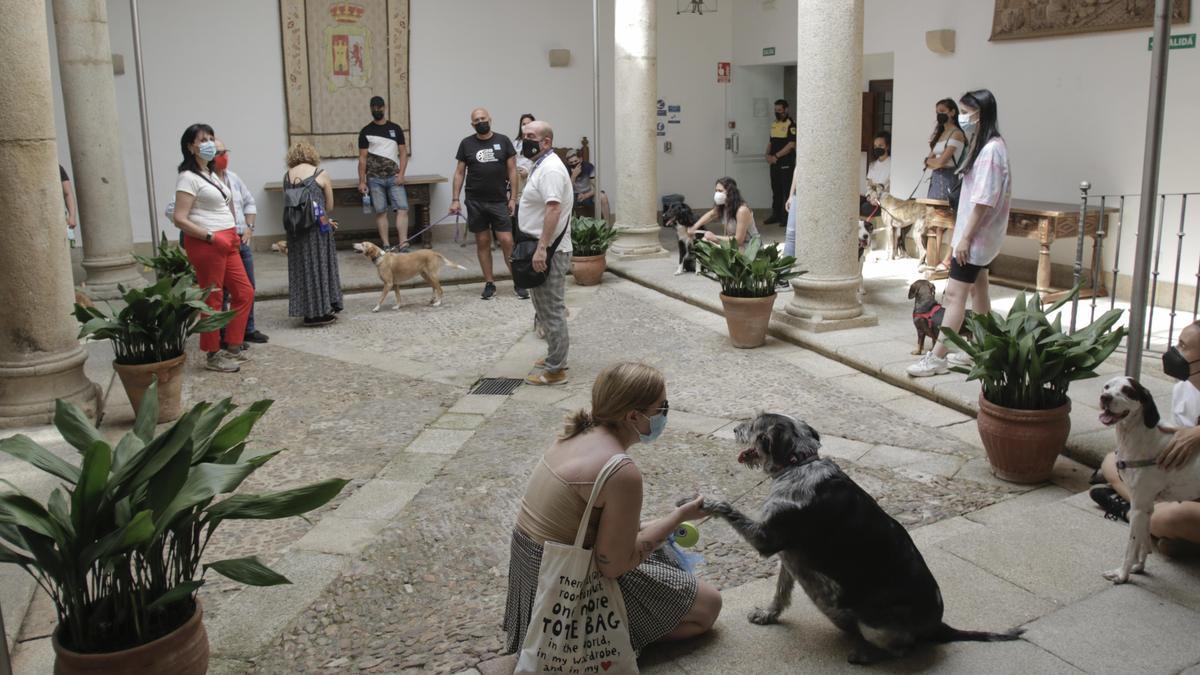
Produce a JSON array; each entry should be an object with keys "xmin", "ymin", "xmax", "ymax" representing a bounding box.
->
[
  {"xmin": 510, "ymin": 221, "xmax": 568, "ymax": 289},
  {"xmin": 515, "ymin": 454, "xmax": 639, "ymax": 675}
]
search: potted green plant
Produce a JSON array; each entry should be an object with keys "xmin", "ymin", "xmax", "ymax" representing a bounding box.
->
[
  {"xmin": 694, "ymin": 236, "xmax": 804, "ymax": 348},
  {"xmin": 941, "ymin": 286, "xmax": 1125, "ymax": 483},
  {"xmin": 569, "ymin": 216, "xmax": 619, "ymax": 285},
  {"xmin": 135, "ymin": 234, "xmax": 197, "ymax": 285},
  {"xmin": 0, "ymin": 385, "xmax": 348, "ymax": 674},
  {"xmin": 74, "ymin": 268, "xmax": 232, "ymax": 422}
]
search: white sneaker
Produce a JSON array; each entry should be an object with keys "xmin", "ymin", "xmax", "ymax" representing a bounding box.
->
[
  {"xmin": 907, "ymin": 352, "xmax": 949, "ymax": 377},
  {"xmin": 947, "ymin": 351, "xmax": 974, "ymax": 367},
  {"xmin": 205, "ymin": 352, "xmax": 240, "ymax": 373},
  {"xmin": 220, "ymin": 348, "xmax": 251, "ymax": 363}
]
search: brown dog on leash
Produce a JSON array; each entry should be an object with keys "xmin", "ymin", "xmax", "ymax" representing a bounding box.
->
[
  {"xmin": 353, "ymin": 241, "xmax": 468, "ymax": 311},
  {"xmin": 908, "ymin": 279, "xmax": 973, "ymax": 355}
]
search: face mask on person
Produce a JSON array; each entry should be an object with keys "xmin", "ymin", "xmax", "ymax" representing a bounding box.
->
[
  {"xmin": 371, "ymin": 109, "xmax": 385, "ymax": 121},
  {"xmin": 197, "ymin": 140, "xmax": 217, "ymax": 162},
  {"xmin": 635, "ymin": 409, "xmax": 668, "ymax": 444},
  {"xmin": 473, "ymin": 121, "xmax": 490, "ymax": 135},
  {"xmin": 213, "ymin": 152, "xmax": 229, "ymax": 172},
  {"xmin": 958, "ymin": 113, "xmax": 977, "ymax": 135},
  {"xmin": 775, "ymin": 112, "xmax": 786, "ymax": 121},
  {"xmin": 713, "ymin": 191, "xmax": 727, "ymax": 206},
  {"xmin": 521, "ymin": 138, "xmax": 542, "ymax": 160},
  {"xmin": 1162, "ymin": 347, "xmax": 1200, "ymax": 380},
  {"xmin": 936, "ymin": 112, "xmax": 949, "ymax": 125},
  {"xmin": 872, "ymin": 147, "xmax": 886, "ymax": 160}
]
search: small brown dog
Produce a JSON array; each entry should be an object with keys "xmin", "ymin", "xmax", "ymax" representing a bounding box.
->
[
  {"xmin": 353, "ymin": 241, "xmax": 468, "ymax": 311},
  {"xmin": 908, "ymin": 279, "xmax": 973, "ymax": 355}
]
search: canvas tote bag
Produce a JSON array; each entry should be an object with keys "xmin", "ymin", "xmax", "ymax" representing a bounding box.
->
[{"xmin": 515, "ymin": 454, "xmax": 639, "ymax": 674}]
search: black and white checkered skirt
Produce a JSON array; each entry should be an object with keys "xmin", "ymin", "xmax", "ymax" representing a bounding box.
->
[{"xmin": 503, "ymin": 527, "xmax": 698, "ymax": 655}]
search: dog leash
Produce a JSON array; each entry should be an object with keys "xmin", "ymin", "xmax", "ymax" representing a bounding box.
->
[
  {"xmin": 865, "ymin": 169, "xmax": 928, "ymax": 223},
  {"xmin": 398, "ymin": 212, "xmax": 461, "ymax": 248}
]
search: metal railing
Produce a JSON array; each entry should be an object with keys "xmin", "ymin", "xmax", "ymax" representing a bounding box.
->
[{"xmin": 1070, "ymin": 184, "xmax": 1199, "ymax": 358}]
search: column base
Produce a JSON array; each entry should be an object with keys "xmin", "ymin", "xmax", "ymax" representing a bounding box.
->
[
  {"xmin": 610, "ymin": 225, "xmax": 667, "ymax": 259},
  {"xmin": 782, "ymin": 272, "xmax": 877, "ymax": 332},
  {"xmin": 0, "ymin": 346, "xmax": 100, "ymax": 428},
  {"xmin": 774, "ymin": 307, "xmax": 878, "ymax": 333},
  {"xmin": 81, "ymin": 253, "xmax": 147, "ymax": 299}
]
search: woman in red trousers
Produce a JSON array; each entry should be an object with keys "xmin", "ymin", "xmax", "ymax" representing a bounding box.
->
[{"xmin": 172, "ymin": 123, "xmax": 254, "ymax": 373}]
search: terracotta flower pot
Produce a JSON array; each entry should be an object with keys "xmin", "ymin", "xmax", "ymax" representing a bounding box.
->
[
  {"xmin": 53, "ymin": 602, "xmax": 208, "ymax": 675},
  {"xmin": 719, "ymin": 293, "xmax": 776, "ymax": 349},
  {"xmin": 112, "ymin": 354, "xmax": 187, "ymax": 423},
  {"xmin": 571, "ymin": 253, "xmax": 607, "ymax": 285},
  {"xmin": 976, "ymin": 394, "xmax": 1071, "ymax": 484}
]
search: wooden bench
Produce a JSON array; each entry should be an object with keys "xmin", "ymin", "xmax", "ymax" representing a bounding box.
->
[
  {"xmin": 264, "ymin": 174, "xmax": 448, "ymax": 248},
  {"xmin": 916, "ymin": 197, "xmax": 1117, "ymax": 300}
]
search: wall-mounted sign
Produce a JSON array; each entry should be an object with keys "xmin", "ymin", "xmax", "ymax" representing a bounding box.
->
[
  {"xmin": 717, "ymin": 61, "xmax": 730, "ymax": 83},
  {"xmin": 656, "ymin": 121, "xmax": 666, "ymax": 137},
  {"xmin": 1148, "ymin": 33, "xmax": 1196, "ymax": 50},
  {"xmin": 762, "ymin": 46, "xmax": 775, "ymax": 57}
]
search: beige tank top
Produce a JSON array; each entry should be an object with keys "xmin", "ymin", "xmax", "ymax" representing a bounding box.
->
[{"xmin": 516, "ymin": 455, "xmax": 632, "ymax": 547}]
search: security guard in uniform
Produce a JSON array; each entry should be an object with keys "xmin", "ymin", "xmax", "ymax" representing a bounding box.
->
[{"xmin": 765, "ymin": 99, "xmax": 796, "ymax": 225}]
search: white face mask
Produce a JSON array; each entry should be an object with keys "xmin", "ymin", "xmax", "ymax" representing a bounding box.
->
[
  {"xmin": 958, "ymin": 113, "xmax": 977, "ymax": 134},
  {"xmin": 713, "ymin": 191, "xmax": 727, "ymax": 206}
]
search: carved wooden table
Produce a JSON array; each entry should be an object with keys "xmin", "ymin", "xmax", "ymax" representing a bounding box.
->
[
  {"xmin": 916, "ymin": 198, "xmax": 1116, "ymax": 300},
  {"xmin": 265, "ymin": 174, "xmax": 448, "ymax": 248}
]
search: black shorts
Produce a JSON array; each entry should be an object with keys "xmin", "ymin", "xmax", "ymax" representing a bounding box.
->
[
  {"xmin": 949, "ymin": 258, "xmax": 990, "ymax": 283},
  {"xmin": 466, "ymin": 199, "xmax": 512, "ymax": 234}
]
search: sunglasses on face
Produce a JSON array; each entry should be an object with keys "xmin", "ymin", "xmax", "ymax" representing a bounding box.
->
[
  {"xmin": 569, "ymin": 162, "xmax": 581, "ymax": 168},
  {"xmin": 650, "ymin": 400, "xmax": 669, "ymax": 416}
]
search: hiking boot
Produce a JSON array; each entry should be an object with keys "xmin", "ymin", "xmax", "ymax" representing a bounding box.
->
[
  {"xmin": 221, "ymin": 347, "xmax": 251, "ymax": 363},
  {"xmin": 526, "ymin": 369, "xmax": 568, "ymax": 386},
  {"xmin": 906, "ymin": 352, "xmax": 949, "ymax": 377},
  {"xmin": 1089, "ymin": 486, "xmax": 1129, "ymax": 523},
  {"xmin": 244, "ymin": 330, "xmax": 270, "ymax": 343},
  {"xmin": 515, "ymin": 286, "xmax": 530, "ymax": 300},
  {"xmin": 205, "ymin": 352, "xmax": 240, "ymax": 373},
  {"xmin": 482, "ymin": 282, "xmax": 497, "ymax": 300}
]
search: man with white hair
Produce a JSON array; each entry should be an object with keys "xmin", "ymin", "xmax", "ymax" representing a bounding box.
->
[{"xmin": 518, "ymin": 121, "xmax": 573, "ymax": 386}]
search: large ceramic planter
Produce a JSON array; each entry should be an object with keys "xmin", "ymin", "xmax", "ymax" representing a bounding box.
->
[
  {"xmin": 976, "ymin": 394, "xmax": 1071, "ymax": 484},
  {"xmin": 719, "ymin": 293, "xmax": 776, "ymax": 349},
  {"xmin": 52, "ymin": 602, "xmax": 208, "ymax": 675},
  {"xmin": 112, "ymin": 354, "xmax": 186, "ymax": 423},
  {"xmin": 571, "ymin": 253, "xmax": 607, "ymax": 286}
]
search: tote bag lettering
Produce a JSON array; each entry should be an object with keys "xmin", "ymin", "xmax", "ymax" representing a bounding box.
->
[{"xmin": 515, "ymin": 455, "xmax": 638, "ymax": 674}]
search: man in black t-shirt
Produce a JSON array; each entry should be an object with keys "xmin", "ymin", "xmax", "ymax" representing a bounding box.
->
[
  {"xmin": 357, "ymin": 95, "xmax": 410, "ymax": 251},
  {"xmin": 451, "ymin": 107, "xmax": 524, "ymax": 300}
]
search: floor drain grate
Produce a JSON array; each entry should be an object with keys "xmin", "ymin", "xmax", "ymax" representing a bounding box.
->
[{"xmin": 469, "ymin": 377, "xmax": 524, "ymax": 395}]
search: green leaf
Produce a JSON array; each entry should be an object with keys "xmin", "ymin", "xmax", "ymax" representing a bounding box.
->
[
  {"xmin": 146, "ymin": 580, "xmax": 205, "ymax": 611},
  {"xmin": 205, "ymin": 556, "xmax": 291, "ymax": 586},
  {"xmin": 146, "ymin": 449, "xmax": 193, "ymax": 520},
  {"xmin": 207, "ymin": 400, "xmax": 273, "ymax": 459},
  {"xmin": 206, "ymin": 479, "xmax": 349, "ymax": 522},
  {"xmin": 0, "ymin": 494, "xmax": 65, "ymax": 542},
  {"xmin": 54, "ymin": 400, "xmax": 104, "ymax": 455},
  {"xmin": 46, "ymin": 488, "xmax": 74, "ymax": 536},
  {"xmin": 132, "ymin": 379, "xmax": 160, "ymax": 442},
  {"xmin": 0, "ymin": 539, "xmax": 33, "ymax": 565},
  {"xmin": 0, "ymin": 434, "xmax": 81, "ymax": 484},
  {"xmin": 112, "ymin": 433, "xmax": 145, "ymax": 475},
  {"xmin": 79, "ymin": 510, "xmax": 155, "ymax": 568},
  {"xmin": 72, "ymin": 441, "xmax": 112, "ymax": 539},
  {"xmin": 154, "ymin": 462, "xmax": 257, "ymax": 534}
]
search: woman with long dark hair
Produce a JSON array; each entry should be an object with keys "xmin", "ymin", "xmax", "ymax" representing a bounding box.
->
[
  {"xmin": 687, "ymin": 176, "xmax": 759, "ymax": 251},
  {"xmin": 908, "ymin": 89, "xmax": 1011, "ymax": 377},
  {"xmin": 923, "ymin": 98, "xmax": 968, "ymax": 272},
  {"xmin": 171, "ymin": 123, "xmax": 254, "ymax": 373}
]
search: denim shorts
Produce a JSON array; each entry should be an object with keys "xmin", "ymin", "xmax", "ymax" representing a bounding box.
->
[{"xmin": 367, "ymin": 176, "xmax": 408, "ymax": 213}]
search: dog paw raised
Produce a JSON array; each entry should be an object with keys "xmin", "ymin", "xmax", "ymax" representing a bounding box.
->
[
  {"xmin": 701, "ymin": 499, "xmax": 733, "ymax": 517},
  {"xmin": 747, "ymin": 607, "xmax": 779, "ymax": 625},
  {"xmin": 1102, "ymin": 568, "xmax": 1130, "ymax": 584},
  {"xmin": 674, "ymin": 494, "xmax": 699, "ymax": 508}
]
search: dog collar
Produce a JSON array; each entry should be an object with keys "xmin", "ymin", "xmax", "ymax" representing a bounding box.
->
[
  {"xmin": 913, "ymin": 303, "xmax": 943, "ymax": 321},
  {"xmin": 1116, "ymin": 456, "xmax": 1157, "ymax": 470},
  {"xmin": 369, "ymin": 252, "xmax": 384, "ymax": 266}
]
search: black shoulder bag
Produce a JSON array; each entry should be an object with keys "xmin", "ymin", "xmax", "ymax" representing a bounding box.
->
[{"xmin": 510, "ymin": 221, "xmax": 568, "ymax": 289}]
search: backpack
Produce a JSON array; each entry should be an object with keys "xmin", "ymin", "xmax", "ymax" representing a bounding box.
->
[{"xmin": 282, "ymin": 168, "xmax": 324, "ymax": 237}]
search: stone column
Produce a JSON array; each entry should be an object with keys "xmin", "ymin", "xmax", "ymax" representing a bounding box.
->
[
  {"xmin": 609, "ymin": 0, "xmax": 665, "ymax": 258},
  {"xmin": 0, "ymin": 0, "xmax": 99, "ymax": 427},
  {"xmin": 780, "ymin": 0, "xmax": 876, "ymax": 331},
  {"xmin": 53, "ymin": 0, "xmax": 146, "ymax": 299}
]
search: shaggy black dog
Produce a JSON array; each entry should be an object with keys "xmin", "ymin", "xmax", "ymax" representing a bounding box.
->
[{"xmin": 663, "ymin": 201, "xmax": 702, "ymax": 275}]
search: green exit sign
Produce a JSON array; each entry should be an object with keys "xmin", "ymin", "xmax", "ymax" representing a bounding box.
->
[
  {"xmin": 1148, "ymin": 33, "xmax": 1196, "ymax": 50},
  {"xmin": 762, "ymin": 47, "xmax": 775, "ymax": 57}
]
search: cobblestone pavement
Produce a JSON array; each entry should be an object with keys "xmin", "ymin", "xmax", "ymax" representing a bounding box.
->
[{"xmin": 183, "ymin": 278, "xmax": 1020, "ymax": 674}]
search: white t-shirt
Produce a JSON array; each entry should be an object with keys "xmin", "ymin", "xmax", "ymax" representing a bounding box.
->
[
  {"xmin": 951, "ymin": 137, "xmax": 1011, "ymax": 266},
  {"xmin": 1172, "ymin": 380, "xmax": 1200, "ymax": 428},
  {"xmin": 174, "ymin": 170, "xmax": 236, "ymax": 233},
  {"xmin": 518, "ymin": 152, "xmax": 573, "ymax": 254},
  {"xmin": 866, "ymin": 156, "xmax": 890, "ymax": 193}
]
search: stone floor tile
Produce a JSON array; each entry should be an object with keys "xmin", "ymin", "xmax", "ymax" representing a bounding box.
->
[
  {"xmin": 1064, "ymin": 427, "xmax": 1115, "ymax": 468},
  {"xmin": 879, "ymin": 394, "xmax": 973, "ymax": 428},
  {"xmin": 1, "ymin": 564, "xmax": 34, "ymax": 649},
  {"xmin": 827, "ymin": 371, "xmax": 913, "ymax": 402},
  {"xmin": 10, "ymin": 636, "xmax": 53, "ymax": 675},
  {"xmin": 858, "ymin": 445, "xmax": 962, "ymax": 478},
  {"xmin": 931, "ymin": 378, "xmax": 983, "ymax": 410},
  {"xmin": 963, "ymin": 485, "xmax": 1073, "ymax": 526},
  {"xmin": 333, "ymin": 480, "xmax": 422, "ymax": 521},
  {"xmin": 448, "ymin": 395, "xmax": 508, "ymax": 416},
  {"xmin": 940, "ymin": 502, "xmax": 1128, "ymax": 605},
  {"xmin": 819, "ymin": 435, "xmax": 874, "ymax": 462},
  {"xmin": 293, "ymin": 516, "xmax": 386, "ymax": 555},
  {"xmin": 667, "ymin": 410, "xmax": 733, "ymax": 435},
  {"xmin": 454, "ymin": 669, "xmax": 483, "ymax": 675},
  {"xmin": 834, "ymin": 339, "xmax": 927, "ymax": 367},
  {"xmin": 1049, "ymin": 455, "xmax": 1094, "ymax": 493},
  {"xmin": 940, "ymin": 420, "xmax": 986, "ymax": 453},
  {"xmin": 771, "ymin": 348, "xmax": 860, "ymax": 378},
  {"xmin": 405, "ymin": 428, "xmax": 476, "ymax": 455},
  {"xmin": 711, "ymin": 420, "xmax": 740, "ymax": 440},
  {"xmin": 922, "ymin": 547, "xmax": 1057, "ymax": 631},
  {"xmin": 207, "ymin": 551, "xmax": 346, "ymax": 658},
  {"xmin": 510, "ymin": 385, "xmax": 574, "ymax": 405},
  {"xmin": 377, "ymin": 452, "xmax": 450, "ymax": 483},
  {"xmin": 955, "ymin": 457, "xmax": 1041, "ymax": 493},
  {"xmin": 476, "ymin": 653, "xmax": 517, "ymax": 675},
  {"xmin": 431, "ymin": 413, "xmax": 486, "ymax": 430},
  {"xmin": 908, "ymin": 516, "xmax": 985, "ymax": 549},
  {"xmin": 1022, "ymin": 584, "xmax": 1200, "ymax": 675},
  {"xmin": 554, "ymin": 393, "xmax": 591, "ymax": 412}
]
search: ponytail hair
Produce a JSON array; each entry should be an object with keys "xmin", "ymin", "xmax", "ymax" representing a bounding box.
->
[{"xmin": 559, "ymin": 362, "xmax": 665, "ymax": 440}]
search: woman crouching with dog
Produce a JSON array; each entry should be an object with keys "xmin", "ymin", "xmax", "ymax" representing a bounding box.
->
[
  {"xmin": 503, "ymin": 362, "xmax": 722, "ymax": 657},
  {"xmin": 687, "ymin": 177, "xmax": 759, "ymax": 251}
]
